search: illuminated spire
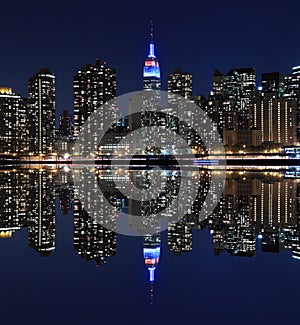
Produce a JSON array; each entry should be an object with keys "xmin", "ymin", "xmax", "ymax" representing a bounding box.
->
[
  {"xmin": 143, "ymin": 21, "xmax": 161, "ymax": 89},
  {"xmin": 148, "ymin": 266, "xmax": 156, "ymax": 282},
  {"xmin": 150, "ymin": 20, "xmax": 154, "ymax": 43},
  {"xmin": 148, "ymin": 20, "xmax": 156, "ymax": 59}
]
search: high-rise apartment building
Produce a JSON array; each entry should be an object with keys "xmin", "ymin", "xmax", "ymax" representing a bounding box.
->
[
  {"xmin": 249, "ymin": 97, "xmax": 297, "ymax": 146},
  {"xmin": 0, "ymin": 87, "xmax": 27, "ymax": 154},
  {"xmin": 73, "ymin": 59, "xmax": 116, "ymax": 140},
  {"xmin": 261, "ymin": 72, "xmax": 284, "ymax": 96},
  {"xmin": 59, "ymin": 110, "xmax": 73, "ymax": 138},
  {"xmin": 28, "ymin": 68, "xmax": 56, "ymax": 155},
  {"xmin": 225, "ymin": 67, "xmax": 256, "ymax": 128},
  {"xmin": 212, "ymin": 69, "xmax": 226, "ymax": 98},
  {"xmin": 284, "ymin": 66, "xmax": 300, "ymax": 98},
  {"xmin": 27, "ymin": 171, "xmax": 56, "ymax": 256},
  {"xmin": 167, "ymin": 68, "xmax": 192, "ymax": 99}
]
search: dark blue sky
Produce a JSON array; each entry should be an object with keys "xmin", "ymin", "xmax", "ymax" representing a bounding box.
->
[{"xmin": 1, "ymin": 0, "xmax": 300, "ymax": 115}]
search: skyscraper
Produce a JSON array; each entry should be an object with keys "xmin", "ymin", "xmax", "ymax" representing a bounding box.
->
[
  {"xmin": 73, "ymin": 59, "xmax": 116, "ymax": 139},
  {"xmin": 167, "ymin": 68, "xmax": 192, "ymax": 99},
  {"xmin": 28, "ymin": 68, "xmax": 56, "ymax": 155},
  {"xmin": 261, "ymin": 72, "xmax": 284, "ymax": 96},
  {"xmin": 249, "ymin": 97, "xmax": 297, "ymax": 146},
  {"xmin": 0, "ymin": 87, "xmax": 27, "ymax": 154},
  {"xmin": 27, "ymin": 171, "xmax": 56, "ymax": 256},
  {"xmin": 225, "ymin": 67, "xmax": 256, "ymax": 128},
  {"xmin": 59, "ymin": 109, "xmax": 73, "ymax": 138},
  {"xmin": 212, "ymin": 69, "xmax": 226, "ymax": 99},
  {"xmin": 284, "ymin": 66, "xmax": 300, "ymax": 98},
  {"xmin": 143, "ymin": 23, "xmax": 161, "ymax": 90},
  {"xmin": 225, "ymin": 68, "xmax": 256, "ymax": 99}
]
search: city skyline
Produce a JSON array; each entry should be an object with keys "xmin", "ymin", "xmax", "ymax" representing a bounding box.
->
[
  {"xmin": 1, "ymin": 0, "xmax": 300, "ymax": 116},
  {"xmin": 3, "ymin": 54, "xmax": 300, "ymax": 119},
  {"xmin": 3, "ymin": 2, "xmax": 300, "ymax": 322}
]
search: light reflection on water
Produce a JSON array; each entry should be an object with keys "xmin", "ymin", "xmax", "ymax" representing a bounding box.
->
[{"xmin": 0, "ymin": 166, "xmax": 300, "ymax": 322}]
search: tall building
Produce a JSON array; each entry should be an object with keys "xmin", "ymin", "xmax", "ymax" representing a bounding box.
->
[
  {"xmin": 143, "ymin": 23, "xmax": 161, "ymax": 90},
  {"xmin": 143, "ymin": 233, "xmax": 161, "ymax": 283},
  {"xmin": 225, "ymin": 67, "xmax": 256, "ymax": 128},
  {"xmin": 0, "ymin": 87, "xmax": 27, "ymax": 154},
  {"xmin": 249, "ymin": 97, "xmax": 297, "ymax": 146},
  {"xmin": 0, "ymin": 170, "xmax": 28, "ymax": 239},
  {"xmin": 261, "ymin": 72, "xmax": 284, "ymax": 96},
  {"xmin": 73, "ymin": 203, "xmax": 116, "ymax": 266},
  {"xmin": 27, "ymin": 171, "xmax": 56, "ymax": 256},
  {"xmin": 73, "ymin": 59, "xmax": 116, "ymax": 139},
  {"xmin": 212, "ymin": 69, "xmax": 226, "ymax": 98},
  {"xmin": 284, "ymin": 66, "xmax": 300, "ymax": 98},
  {"xmin": 59, "ymin": 110, "xmax": 73, "ymax": 138},
  {"xmin": 226, "ymin": 67, "xmax": 256, "ymax": 99},
  {"xmin": 168, "ymin": 219, "xmax": 192, "ymax": 255},
  {"xmin": 28, "ymin": 68, "xmax": 56, "ymax": 155},
  {"xmin": 167, "ymin": 68, "xmax": 192, "ymax": 99}
]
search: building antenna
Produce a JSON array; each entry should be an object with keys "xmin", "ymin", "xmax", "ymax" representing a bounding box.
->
[{"xmin": 150, "ymin": 20, "xmax": 154, "ymax": 43}]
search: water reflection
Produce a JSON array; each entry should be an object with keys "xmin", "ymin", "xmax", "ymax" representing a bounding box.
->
[{"xmin": 1, "ymin": 167, "xmax": 300, "ymax": 281}]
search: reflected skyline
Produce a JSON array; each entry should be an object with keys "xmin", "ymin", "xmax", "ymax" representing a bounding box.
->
[{"xmin": 1, "ymin": 167, "xmax": 300, "ymax": 269}]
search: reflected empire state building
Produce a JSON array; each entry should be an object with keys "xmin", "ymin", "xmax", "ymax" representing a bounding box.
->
[
  {"xmin": 4, "ymin": 24, "xmax": 300, "ymax": 305},
  {"xmin": 2, "ymin": 168, "xmax": 300, "ymax": 301}
]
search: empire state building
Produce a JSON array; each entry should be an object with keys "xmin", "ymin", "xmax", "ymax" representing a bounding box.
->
[{"xmin": 143, "ymin": 23, "xmax": 161, "ymax": 90}]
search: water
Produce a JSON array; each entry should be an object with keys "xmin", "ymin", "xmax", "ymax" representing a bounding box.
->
[{"xmin": 0, "ymin": 166, "xmax": 299, "ymax": 324}]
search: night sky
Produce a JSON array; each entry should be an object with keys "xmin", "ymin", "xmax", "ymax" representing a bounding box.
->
[{"xmin": 1, "ymin": 0, "xmax": 300, "ymax": 116}]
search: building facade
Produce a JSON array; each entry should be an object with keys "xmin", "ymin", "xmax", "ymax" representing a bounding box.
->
[
  {"xmin": 167, "ymin": 68, "xmax": 192, "ymax": 99},
  {"xmin": 73, "ymin": 59, "xmax": 116, "ymax": 139},
  {"xmin": 0, "ymin": 87, "xmax": 27, "ymax": 154},
  {"xmin": 28, "ymin": 68, "xmax": 56, "ymax": 155},
  {"xmin": 249, "ymin": 97, "xmax": 297, "ymax": 146}
]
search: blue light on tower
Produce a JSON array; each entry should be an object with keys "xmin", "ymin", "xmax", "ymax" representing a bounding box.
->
[
  {"xmin": 143, "ymin": 246, "xmax": 161, "ymax": 283},
  {"xmin": 148, "ymin": 267, "xmax": 156, "ymax": 282},
  {"xmin": 143, "ymin": 21, "xmax": 161, "ymax": 90},
  {"xmin": 149, "ymin": 43, "xmax": 156, "ymax": 58}
]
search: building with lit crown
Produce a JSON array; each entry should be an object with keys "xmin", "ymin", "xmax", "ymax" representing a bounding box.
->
[
  {"xmin": 143, "ymin": 24, "xmax": 161, "ymax": 90},
  {"xmin": 28, "ymin": 68, "xmax": 56, "ymax": 155}
]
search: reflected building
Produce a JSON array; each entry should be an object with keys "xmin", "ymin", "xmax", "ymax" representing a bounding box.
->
[
  {"xmin": 27, "ymin": 171, "xmax": 56, "ymax": 256},
  {"xmin": 143, "ymin": 232, "xmax": 161, "ymax": 304},
  {"xmin": 73, "ymin": 200, "xmax": 116, "ymax": 266},
  {"xmin": 55, "ymin": 170, "xmax": 74, "ymax": 215},
  {"xmin": 73, "ymin": 168, "xmax": 118, "ymax": 265},
  {"xmin": 208, "ymin": 171, "xmax": 299, "ymax": 257},
  {"xmin": 168, "ymin": 218, "xmax": 192, "ymax": 255},
  {"xmin": 0, "ymin": 170, "xmax": 28, "ymax": 239},
  {"xmin": 57, "ymin": 186, "xmax": 74, "ymax": 216},
  {"xmin": 1, "ymin": 168, "xmax": 300, "ymax": 269}
]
